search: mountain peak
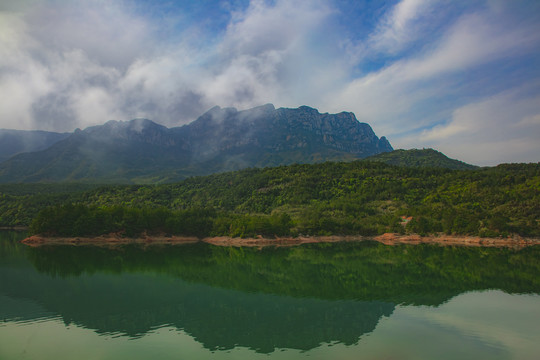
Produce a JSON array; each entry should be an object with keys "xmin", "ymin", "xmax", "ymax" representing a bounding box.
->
[
  {"xmin": 377, "ymin": 136, "xmax": 393, "ymax": 152},
  {"xmin": 252, "ymin": 103, "xmax": 275, "ymax": 112},
  {"xmin": 84, "ymin": 118, "xmax": 166, "ymax": 136},
  {"xmin": 0, "ymin": 104, "xmax": 393, "ymax": 183},
  {"xmin": 297, "ymin": 105, "xmax": 320, "ymax": 114},
  {"xmin": 202, "ymin": 105, "xmax": 238, "ymax": 116}
]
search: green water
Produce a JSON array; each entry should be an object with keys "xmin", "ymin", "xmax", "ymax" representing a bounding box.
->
[{"xmin": 1, "ymin": 231, "xmax": 539, "ymax": 359}]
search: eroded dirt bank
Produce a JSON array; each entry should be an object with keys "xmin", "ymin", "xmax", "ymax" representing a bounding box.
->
[
  {"xmin": 21, "ymin": 234, "xmax": 200, "ymax": 248},
  {"xmin": 373, "ymin": 233, "xmax": 539, "ymax": 248},
  {"xmin": 21, "ymin": 233, "xmax": 540, "ymax": 248}
]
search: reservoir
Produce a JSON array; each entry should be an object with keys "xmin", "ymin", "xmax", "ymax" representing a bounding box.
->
[{"xmin": 1, "ymin": 230, "xmax": 539, "ymax": 359}]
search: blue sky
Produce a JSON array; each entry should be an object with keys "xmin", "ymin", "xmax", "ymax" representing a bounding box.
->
[{"xmin": 0, "ymin": 0, "xmax": 539, "ymax": 165}]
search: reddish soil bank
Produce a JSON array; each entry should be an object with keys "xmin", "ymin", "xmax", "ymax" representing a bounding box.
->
[
  {"xmin": 21, "ymin": 233, "xmax": 540, "ymax": 248},
  {"xmin": 22, "ymin": 234, "xmax": 199, "ymax": 248},
  {"xmin": 202, "ymin": 235, "xmax": 355, "ymax": 247},
  {"xmin": 373, "ymin": 233, "xmax": 539, "ymax": 248}
]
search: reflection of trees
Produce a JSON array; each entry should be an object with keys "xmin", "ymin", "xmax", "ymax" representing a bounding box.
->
[
  {"xmin": 2, "ymin": 235, "xmax": 540, "ymax": 352},
  {"xmin": 28, "ymin": 241, "xmax": 540, "ymax": 304}
]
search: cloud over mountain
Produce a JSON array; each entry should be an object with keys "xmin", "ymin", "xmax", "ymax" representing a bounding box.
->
[{"xmin": 0, "ymin": 0, "xmax": 539, "ymax": 165}]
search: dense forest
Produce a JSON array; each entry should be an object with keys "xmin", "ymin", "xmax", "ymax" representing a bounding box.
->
[
  {"xmin": 365, "ymin": 148, "xmax": 478, "ymax": 170},
  {"xmin": 1, "ymin": 160, "xmax": 539, "ymax": 238}
]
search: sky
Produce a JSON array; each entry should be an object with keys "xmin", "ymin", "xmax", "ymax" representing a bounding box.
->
[{"xmin": 0, "ymin": 0, "xmax": 539, "ymax": 165}]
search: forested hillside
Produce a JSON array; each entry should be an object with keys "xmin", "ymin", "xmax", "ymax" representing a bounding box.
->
[
  {"xmin": 366, "ymin": 148, "xmax": 478, "ymax": 170},
  {"xmin": 1, "ymin": 161, "xmax": 538, "ymax": 238}
]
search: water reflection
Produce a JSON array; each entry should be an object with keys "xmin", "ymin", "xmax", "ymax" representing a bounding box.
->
[{"xmin": 1, "ymin": 231, "xmax": 539, "ymax": 354}]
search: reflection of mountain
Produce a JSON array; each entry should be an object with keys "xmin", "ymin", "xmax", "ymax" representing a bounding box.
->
[
  {"xmin": 2, "ymin": 232, "xmax": 540, "ymax": 353},
  {"xmin": 2, "ymin": 270, "xmax": 394, "ymax": 352},
  {"xmin": 1, "ymin": 234, "xmax": 393, "ymax": 352}
]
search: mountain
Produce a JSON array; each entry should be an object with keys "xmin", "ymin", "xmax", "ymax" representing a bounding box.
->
[
  {"xmin": 180, "ymin": 104, "xmax": 392, "ymax": 168},
  {"xmin": 365, "ymin": 148, "xmax": 478, "ymax": 170},
  {"xmin": 0, "ymin": 129, "xmax": 69, "ymax": 163},
  {"xmin": 0, "ymin": 119, "xmax": 191, "ymax": 183},
  {"xmin": 0, "ymin": 105, "xmax": 392, "ymax": 183}
]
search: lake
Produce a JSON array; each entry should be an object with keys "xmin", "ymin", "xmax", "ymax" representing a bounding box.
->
[{"xmin": 1, "ymin": 230, "xmax": 539, "ymax": 359}]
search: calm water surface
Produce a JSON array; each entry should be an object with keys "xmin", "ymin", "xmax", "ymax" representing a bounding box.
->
[{"xmin": 1, "ymin": 231, "xmax": 539, "ymax": 359}]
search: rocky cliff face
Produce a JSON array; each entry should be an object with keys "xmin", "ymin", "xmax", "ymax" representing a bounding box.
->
[
  {"xmin": 0, "ymin": 104, "xmax": 392, "ymax": 183},
  {"xmin": 182, "ymin": 104, "xmax": 392, "ymax": 159}
]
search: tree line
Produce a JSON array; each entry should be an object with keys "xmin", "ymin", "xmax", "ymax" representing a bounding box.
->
[
  {"xmin": 30, "ymin": 204, "xmax": 293, "ymax": 238},
  {"xmin": 1, "ymin": 160, "xmax": 537, "ymax": 238}
]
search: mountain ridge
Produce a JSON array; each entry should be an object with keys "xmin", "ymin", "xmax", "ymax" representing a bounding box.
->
[
  {"xmin": 0, "ymin": 104, "xmax": 393, "ymax": 183},
  {"xmin": 0, "ymin": 129, "xmax": 70, "ymax": 163},
  {"xmin": 365, "ymin": 148, "xmax": 478, "ymax": 170}
]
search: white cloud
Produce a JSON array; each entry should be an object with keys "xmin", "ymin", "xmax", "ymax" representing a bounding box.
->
[
  {"xmin": 0, "ymin": 1, "xmax": 149, "ymax": 130},
  {"xmin": 0, "ymin": 12, "xmax": 52, "ymax": 129},
  {"xmin": 0, "ymin": 0, "xmax": 340, "ymax": 131},
  {"xmin": 0, "ymin": 0, "xmax": 539, "ymax": 164},
  {"xmin": 369, "ymin": 0, "xmax": 437, "ymax": 55},
  {"xmin": 113, "ymin": 0, "xmax": 339, "ymax": 123},
  {"xmin": 221, "ymin": 0, "xmax": 330, "ymax": 57},
  {"xmin": 206, "ymin": 0, "xmax": 339, "ymax": 109},
  {"xmin": 400, "ymin": 13, "xmax": 540, "ymax": 81},
  {"xmin": 0, "ymin": 64, "xmax": 51, "ymax": 130},
  {"xmin": 71, "ymin": 86, "xmax": 122, "ymax": 128},
  {"xmin": 415, "ymin": 86, "xmax": 540, "ymax": 165},
  {"xmin": 200, "ymin": 52, "xmax": 282, "ymax": 108},
  {"xmin": 23, "ymin": 1, "xmax": 154, "ymax": 68},
  {"xmin": 326, "ymin": 4, "xmax": 540, "ymax": 144}
]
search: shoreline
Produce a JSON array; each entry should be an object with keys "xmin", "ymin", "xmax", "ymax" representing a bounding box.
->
[
  {"xmin": 0, "ymin": 226, "xmax": 29, "ymax": 231},
  {"xmin": 20, "ymin": 233, "xmax": 540, "ymax": 248}
]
